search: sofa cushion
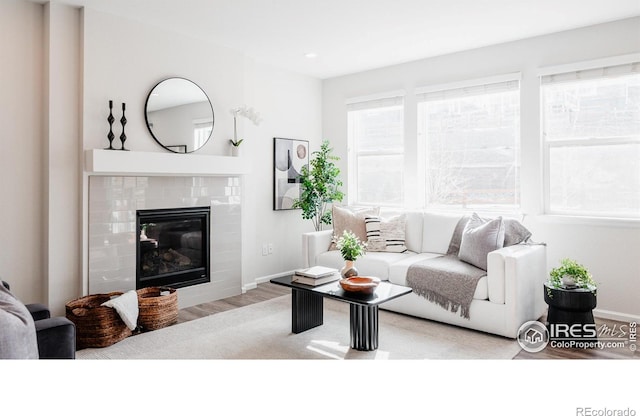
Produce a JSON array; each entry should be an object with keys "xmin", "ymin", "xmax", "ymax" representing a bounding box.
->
[
  {"xmin": 388, "ymin": 253, "xmax": 441, "ymax": 284},
  {"xmin": 388, "ymin": 253, "xmax": 489, "ymax": 300},
  {"xmin": 421, "ymin": 212, "xmax": 465, "ymax": 254},
  {"xmin": 329, "ymin": 205, "xmax": 379, "ymax": 251},
  {"xmin": 316, "ymin": 249, "xmax": 412, "ymax": 280},
  {"xmin": 364, "ymin": 214, "xmax": 408, "ymax": 253},
  {"xmin": 458, "ymin": 213, "xmax": 505, "ymax": 271}
]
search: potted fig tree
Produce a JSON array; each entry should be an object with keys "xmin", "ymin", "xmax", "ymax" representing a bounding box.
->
[{"xmin": 292, "ymin": 140, "xmax": 344, "ymax": 231}]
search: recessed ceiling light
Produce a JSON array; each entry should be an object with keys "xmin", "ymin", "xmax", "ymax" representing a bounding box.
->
[{"xmin": 304, "ymin": 52, "xmax": 317, "ymax": 59}]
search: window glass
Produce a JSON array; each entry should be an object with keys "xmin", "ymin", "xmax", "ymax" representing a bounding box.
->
[
  {"xmin": 348, "ymin": 100, "xmax": 404, "ymax": 206},
  {"xmin": 542, "ymin": 65, "xmax": 640, "ymax": 218},
  {"xmin": 418, "ymin": 84, "xmax": 520, "ymax": 210}
]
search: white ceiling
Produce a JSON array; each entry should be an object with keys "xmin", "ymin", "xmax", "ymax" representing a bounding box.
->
[{"xmin": 43, "ymin": 0, "xmax": 640, "ymax": 79}]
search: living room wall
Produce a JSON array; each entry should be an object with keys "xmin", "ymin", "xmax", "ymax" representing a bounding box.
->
[
  {"xmin": 1, "ymin": 1, "xmax": 321, "ymax": 313},
  {"xmin": 322, "ymin": 17, "xmax": 640, "ymax": 321},
  {"xmin": 0, "ymin": 0, "xmax": 44, "ymax": 303}
]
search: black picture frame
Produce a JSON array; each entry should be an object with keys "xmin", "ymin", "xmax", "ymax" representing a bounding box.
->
[{"xmin": 273, "ymin": 137, "xmax": 309, "ymax": 210}]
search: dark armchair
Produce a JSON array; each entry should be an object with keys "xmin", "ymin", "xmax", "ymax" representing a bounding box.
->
[{"xmin": 1, "ymin": 280, "xmax": 76, "ymax": 359}]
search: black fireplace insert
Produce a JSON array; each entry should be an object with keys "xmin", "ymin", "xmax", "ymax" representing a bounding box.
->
[{"xmin": 136, "ymin": 206, "xmax": 210, "ymax": 290}]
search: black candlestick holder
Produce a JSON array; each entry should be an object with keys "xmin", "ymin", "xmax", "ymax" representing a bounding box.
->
[
  {"xmin": 106, "ymin": 100, "xmax": 115, "ymax": 150},
  {"xmin": 119, "ymin": 102, "xmax": 129, "ymax": 151}
]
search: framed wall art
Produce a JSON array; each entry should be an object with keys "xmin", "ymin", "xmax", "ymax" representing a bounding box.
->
[{"xmin": 273, "ymin": 137, "xmax": 309, "ymax": 210}]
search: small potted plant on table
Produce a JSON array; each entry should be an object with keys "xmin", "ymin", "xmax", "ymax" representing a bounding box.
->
[
  {"xmin": 335, "ymin": 230, "xmax": 367, "ymax": 278},
  {"xmin": 544, "ymin": 258, "xmax": 597, "ymax": 341},
  {"xmin": 547, "ymin": 258, "xmax": 597, "ymax": 293}
]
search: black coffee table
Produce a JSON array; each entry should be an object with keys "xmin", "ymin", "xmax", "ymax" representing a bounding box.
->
[{"xmin": 270, "ymin": 275, "xmax": 412, "ymax": 351}]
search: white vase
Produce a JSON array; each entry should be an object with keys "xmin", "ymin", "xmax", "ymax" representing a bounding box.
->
[
  {"xmin": 231, "ymin": 146, "xmax": 240, "ymax": 157},
  {"xmin": 340, "ymin": 260, "xmax": 358, "ymax": 279}
]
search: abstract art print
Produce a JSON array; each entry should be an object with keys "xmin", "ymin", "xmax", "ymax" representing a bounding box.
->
[{"xmin": 274, "ymin": 137, "xmax": 309, "ymax": 210}]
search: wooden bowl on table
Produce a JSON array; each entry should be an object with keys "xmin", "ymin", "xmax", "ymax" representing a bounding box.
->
[{"xmin": 339, "ymin": 276, "xmax": 381, "ymax": 296}]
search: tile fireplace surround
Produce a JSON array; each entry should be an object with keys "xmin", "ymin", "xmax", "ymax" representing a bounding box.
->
[{"xmin": 88, "ymin": 175, "xmax": 242, "ymax": 308}]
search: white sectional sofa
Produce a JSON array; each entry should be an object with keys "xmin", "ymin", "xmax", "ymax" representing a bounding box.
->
[{"xmin": 302, "ymin": 209, "xmax": 547, "ymax": 338}]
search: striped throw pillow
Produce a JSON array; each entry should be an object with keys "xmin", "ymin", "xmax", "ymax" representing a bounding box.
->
[{"xmin": 364, "ymin": 215, "xmax": 408, "ymax": 253}]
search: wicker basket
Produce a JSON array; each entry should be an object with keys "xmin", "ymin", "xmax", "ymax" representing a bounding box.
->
[
  {"xmin": 65, "ymin": 292, "xmax": 132, "ymax": 349},
  {"xmin": 136, "ymin": 287, "xmax": 178, "ymax": 331}
]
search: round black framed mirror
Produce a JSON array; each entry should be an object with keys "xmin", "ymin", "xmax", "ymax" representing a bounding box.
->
[{"xmin": 144, "ymin": 77, "xmax": 214, "ymax": 153}]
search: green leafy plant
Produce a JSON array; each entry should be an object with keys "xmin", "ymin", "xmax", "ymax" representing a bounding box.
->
[
  {"xmin": 548, "ymin": 258, "xmax": 596, "ymax": 295},
  {"xmin": 335, "ymin": 230, "xmax": 367, "ymax": 262},
  {"xmin": 292, "ymin": 140, "xmax": 344, "ymax": 231},
  {"xmin": 229, "ymin": 138, "xmax": 244, "ymax": 147}
]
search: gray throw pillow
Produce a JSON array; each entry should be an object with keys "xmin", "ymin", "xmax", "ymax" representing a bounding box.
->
[
  {"xmin": 503, "ymin": 218, "xmax": 532, "ymax": 246},
  {"xmin": 0, "ymin": 284, "xmax": 39, "ymax": 359},
  {"xmin": 458, "ymin": 213, "xmax": 505, "ymax": 271}
]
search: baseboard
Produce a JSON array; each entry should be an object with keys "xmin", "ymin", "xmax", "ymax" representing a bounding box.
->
[
  {"xmin": 593, "ymin": 308, "xmax": 639, "ymax": 323},
  {"xmin": 242, "ymin": 270, "xmax": 295, "ymax": 292}
]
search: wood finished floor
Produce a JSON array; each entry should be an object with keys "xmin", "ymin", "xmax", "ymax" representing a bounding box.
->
[{"xmin": 178, "ymin": 282, "xmax": 638, "ymax": 360}]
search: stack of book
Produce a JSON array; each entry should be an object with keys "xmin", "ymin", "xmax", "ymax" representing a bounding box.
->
[{"xmin": 292, "ymin": 266, "xmax": 340, "ymax": 286}]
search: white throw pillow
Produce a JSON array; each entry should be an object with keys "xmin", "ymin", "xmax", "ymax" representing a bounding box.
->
[
  {"xmin": 365, "ymin": 214, "xmax": 408, "ymax": 253},
  {"xmin": 458, "ymin": 213, "xmax": 505, "ymax": 271}
]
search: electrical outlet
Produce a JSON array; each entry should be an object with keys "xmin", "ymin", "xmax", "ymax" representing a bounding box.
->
[
  {"xmin": 268, "ymin": 243, "xmax": 274, "ymax": 254},
  {"xmin": 262, "ymin": 244, "xmax": 268, "ymax": 256}
]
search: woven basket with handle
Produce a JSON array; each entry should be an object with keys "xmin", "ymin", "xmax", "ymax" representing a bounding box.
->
[
  {"xmin": 136, "ymin": 286, "xmax": 178, "ymax": 331},
  {"xmin": 65, "ymin": 292, "xmax": 132, "ymax": 349}
]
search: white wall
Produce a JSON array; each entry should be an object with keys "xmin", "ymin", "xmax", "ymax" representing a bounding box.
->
[
  {"xmin": 44, "ymin": 2, "xmax": 83, "ymax": 317},
  {"xmin": 82, "ymin": 9, "xmax": 245, "ymax": 155},
  {"xmin": 322, "ymin": 17, "xmax": 640, "ymax": 321},
  {"xmin": 0, "ymin": 0, "xmax": 44, "ymax": 303},
  {"xmin": 241, "ymin": 58, "xmax": 323, "ymax": 287}
]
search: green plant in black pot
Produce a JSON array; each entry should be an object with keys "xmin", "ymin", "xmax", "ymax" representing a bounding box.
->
[{"xmin": 547, "ymin": 258, "xmax": 596, "ymax": 295}]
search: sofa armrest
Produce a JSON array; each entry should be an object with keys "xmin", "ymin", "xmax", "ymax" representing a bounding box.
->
[
  {"xmin": 26, "ymin": 303, "xmax": 51, "ymax": 321},
  {"xmin": 35, "ymin": 317, "xmax": 76, "ymax": 359},
  {"xmin": 487, "ymin": 243, "xmax": 547, "ymax": 337},
  {"xmin": 302, "ymin": 230, "xmax": 333, "ymax": 268},
  {"xmin": 487, "ymin": 244, "xmax": 547, "ymax": 303}
]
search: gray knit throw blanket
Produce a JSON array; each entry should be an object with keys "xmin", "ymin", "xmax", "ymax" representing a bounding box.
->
[{"xmin": 406, "ymin": 216, "xmax": 486, "ymax": 319}]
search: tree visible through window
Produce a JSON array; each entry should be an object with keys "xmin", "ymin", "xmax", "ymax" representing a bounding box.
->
[
  {"xmin": 541, "ymin": 62, "xmax": 640, "ymax": 218},
  {"xmin": 417, "ymin": 78, "xmax": 520, "ymax": 210}
]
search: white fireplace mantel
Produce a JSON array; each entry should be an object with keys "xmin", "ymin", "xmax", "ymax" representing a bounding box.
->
[{"xmin": 84, "ymin": 149, "xmax": 251, "ymax": 176}]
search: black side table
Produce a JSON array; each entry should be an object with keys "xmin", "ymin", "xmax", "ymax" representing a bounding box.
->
[{"xmin": 543, "ymin": 283, "xmax": 597, "ymax": 342}]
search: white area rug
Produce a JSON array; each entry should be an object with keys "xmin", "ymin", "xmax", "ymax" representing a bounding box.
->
[{"xmin": 77, "ymin": 295, "xmax": 522, "ymax": 359}]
